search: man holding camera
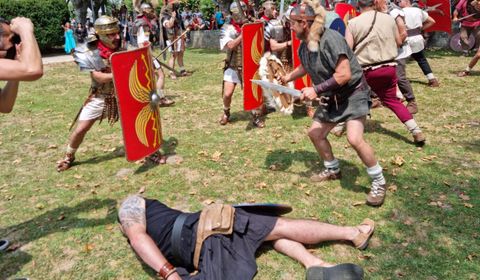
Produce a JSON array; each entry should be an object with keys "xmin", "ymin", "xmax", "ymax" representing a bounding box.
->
[
  {"xmin": 0, "ymin": 16, "xmax": 43, "ymax": 252},
  {"xmin": 0, "ymin": 17, "xmax": 43, "ymax": 113}
]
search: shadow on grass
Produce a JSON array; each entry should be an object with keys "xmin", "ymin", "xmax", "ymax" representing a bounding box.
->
[
  {"xmin": 265, "ymin": 149, "xmax": 364, "ymax": 193},
  {"xmin": 0, "ymin": 198, "xmax": 117, "ymax": 279},
  {"xmin": 368, "ymin": 161, "xmax": 480, "ymax": 279},
  {"xmin": 75, "ymin": 146, "xmax": 125, "ymax": 167},
  {"xmin": 365, "ymin": 119, "xmax": 412, "ymax": 145},
  {"xmin": 135, "ymin": 137, "xmax": 179, "ymax": 174}
]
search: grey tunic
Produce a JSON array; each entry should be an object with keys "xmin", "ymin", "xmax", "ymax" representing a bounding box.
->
[{"xmin": 298, "ymin": 29, "xmax": 371, "ymax": 123}]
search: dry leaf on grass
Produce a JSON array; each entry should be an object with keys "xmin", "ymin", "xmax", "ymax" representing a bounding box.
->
[
  {"xmin": 198, "ymin": 151, "xmax": 208, "ymax": 157},
  {"xmin": 73, "ymin": 174, "xmax": 83, "ymax": 179},
  {"xmin": 466, "ymin": 253, "xmax": 477, "ymax": 261},
  {"xmin": 203, "ymin": 199, "xmax": 214, "ymax": 205},
  {"xmin": 211, "ymin": 151, "xmax": 222, "ymax": 162},
  {"xmin": 47, "ymin": 144, "xmax": 58, "ymax": 149},
  {"xmin": 352, "ymin": 201, "xmax": 364, "ymax": 207},
  {"xmin": 84, "ymin": 243, "xmax": 94, "ymax": 252},
  {"xmin": 138, "ymin": 186, "xmax": 146, "ymax": 194},
  {"xmin": 459, "ymin": 193, "xmax": 470, "ymax": 201},
  {"xmin": 388, "ymin": 185, "xmax": 398, "ymax": 193},
  {"xmin": 464, "ymin": 203, "xmax": 474, "ymax": 208},
  {"xmin": 256, "ymin": 182, "xmax": 267, "ymax": 189},
  {"xmin": 35, "ymin": 203, "xmax": 45, "ymax": 210},
  {"xmin": 391, "ymin": 155, "xmax": 405, "ymax": 167}
]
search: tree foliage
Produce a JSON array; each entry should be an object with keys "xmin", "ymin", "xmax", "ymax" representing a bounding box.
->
[{"xmin": 0, "ymin": 0, "xmax": 70, "ymax": 51}]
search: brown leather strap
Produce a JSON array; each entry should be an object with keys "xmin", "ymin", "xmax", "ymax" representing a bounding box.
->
[
  {"xmin": 157, "ymin": 262, "xmax": 176, "ymax": 279},
  {"xmin": 193, "ymin": 204, "xmax": 235, "ymax": 269}
]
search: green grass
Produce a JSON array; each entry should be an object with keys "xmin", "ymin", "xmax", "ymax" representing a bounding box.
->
[{"xmin": 0, "ymin": 48, "xmax": 479, "ymax": 279}]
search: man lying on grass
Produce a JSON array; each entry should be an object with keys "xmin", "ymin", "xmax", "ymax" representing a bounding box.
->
[{"xmin": 118, "ymin": 195, "xmax": 374, "ymax": 280}]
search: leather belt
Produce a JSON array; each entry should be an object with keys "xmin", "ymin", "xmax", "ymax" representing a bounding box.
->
[
  {"xmin": 407, "ymin": 28, "xmax": 422, "ymax": 37},
  {"xmin": 171, "ymin": 213, "xmax": 189, "ymax": 265}
]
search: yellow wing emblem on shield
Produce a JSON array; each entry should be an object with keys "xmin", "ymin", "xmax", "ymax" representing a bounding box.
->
[
  {"xmin": 129, "ymin": 54, "xmax": 161, "ymax": 148},
  {"xmin": 251, "ymin": 30, "xmax": 264, "ymax": 101}
]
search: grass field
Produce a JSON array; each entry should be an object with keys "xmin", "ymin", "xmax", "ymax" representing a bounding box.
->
[{"xmin": 0, "ymin": 48, "xmax": 479, "ymax": 279}]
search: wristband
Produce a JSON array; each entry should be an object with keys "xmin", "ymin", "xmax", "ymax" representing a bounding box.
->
[
  {"xmin": 314, "ymin": 77, "xmax": 340, "ymax": 96},
  {"xmin": 158, "ymin": 262, "xmax": 176, "ymax": 280}
]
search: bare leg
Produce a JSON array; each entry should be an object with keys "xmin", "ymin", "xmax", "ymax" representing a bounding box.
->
[
  {"xmin": 272, "ymin": 239, "xmax": 334, "ymax": 268},
  {"xmin": 219, "ymin": 81, "xmax": 236, "ymax": 124},
  {"xmin": 222, "ymin": 81, "xmax": 236, "ymax": 109},
  {"xmin": 307, "ymin": 120, "xmax": 337, "ymax": 161},
  {"xmin": 69, "ymin": 119, "xmax": 97, "ymax": 149},
  {"xmin": 345, "ymin": 117, "xmax": 377, "ymax": 167},
  {"xmin": 57, "ymin": 119, "xmax": 96, "ymax": 171},
  {"xmin": 168, "ymin": 53, "xmax": 177, "ymax": 79},
  {"xmin": 155, "ymin": 67, "xmax": 174, "ymax": 106},
  {"xmin": 265, "ymin": 218, "xmax": 371, "ymax": 245}
]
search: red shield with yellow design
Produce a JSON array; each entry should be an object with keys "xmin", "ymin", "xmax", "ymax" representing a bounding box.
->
[
  {"xmin": 110, "ymin": 44, "xmax": 162, "ymax": 161},
  {"xmin": 291, "ymin": 31, "xmax": 312, "ymax": 90},
  {"xmin": 242, "ymin": 22, "xmax": 264, "ymax": 111},
  {"xmin": 334, "ymin": 3, "xmax": 358, "ymax": 26}
]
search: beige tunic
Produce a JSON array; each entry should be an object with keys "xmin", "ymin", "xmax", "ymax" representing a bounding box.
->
[{"xmin": 348, "ymin": 10, "xmax": 398, "ymax": 67}]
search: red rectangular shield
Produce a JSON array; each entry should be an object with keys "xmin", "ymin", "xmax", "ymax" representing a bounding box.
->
[
  {"xmin": 242, "ymin": 22, "xmax": 264, "ymax": 111},
  {"xmin": 291, "ymin": 31, "xmax": 312, "ymax": 90},
  {"xmin": 424, "ymin": 0, "xmax": 452, "ymax": 33},
  {"xmin": 110, "ymin": 44, "xmax": 162, "ymax": 161},
  {"xmin": 334, "ymin": 3, "xmax": 359, "ymax": 25}
]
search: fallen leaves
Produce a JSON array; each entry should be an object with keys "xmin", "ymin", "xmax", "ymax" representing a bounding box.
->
[
  {"xmin": 420, "ymin": 155, "xmax": 438, "ymax": 162},
  {"xmin": 211, "ymin": 151, "xmax": 222, "ymax": 162},
  {"xmin": 391, "ymin": 155, "xmax": 405, "ymax": 167},
  {"xmin": 138, "ymin": 186, "xmax": 146, "ymax": 194},
  {"xmin": 464, "ymin": 203, "xmax": 474, "ymax": 208},
  {"xmin": 84, "ymin": 243, "xmax": 94, "ymax": 252},
  {"xmin": 388, "ymin": 185, "xmax": 398, "ymax": 193}
]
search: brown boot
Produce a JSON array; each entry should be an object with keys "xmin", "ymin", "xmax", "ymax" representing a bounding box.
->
[
  {"xmin": 413, "ymin": 131, "xmax": 426, "ymax": 146},
  {"xmin": 366, "ymin": 182, "xmax": 386, "ymax": 206},
  {"xmin": 311, "ymin": 169, "xmax": 342, "ymax": 182},
  {"xmin": 406, "ymin": 100, "xmax": 418, "ymax": 114},
  {"xmin": 56, "ymin": 153, "xmax": 75, "ymax": 172},
  {"xmin": 219, "ymin": 109, "xmax": 230, "ymax": 125},
  {"xmin": 428, "ymin": 78, "xmax": 439, "ymax": 87}
]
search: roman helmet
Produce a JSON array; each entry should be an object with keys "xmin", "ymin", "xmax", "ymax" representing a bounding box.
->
[
  {"xmin": 94, "ymin": 15, "xmax": 120, "ymax": 49},
  {"xmin": 230, "ymin": 1, "xmax": 248, "ymax": 23},
  {"xmin": 262, "ymin": 0, "xmax": 277, "ymax": 19}
]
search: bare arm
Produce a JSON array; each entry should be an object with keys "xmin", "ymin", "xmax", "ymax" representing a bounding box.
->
[
  {"xmin": 394, "ymin": 21, "xmax": 402, "ymax": 47},
  {"xmin": 282, "ymin": 64, "xmax": 307, "ymax": 83},
  {"xmin": 226, "ymin": 34, "xmax": 242, "ymax": 50},
  {"xmin": 269, "ymin": 38, "xmax": 291, "ymax": 53},
  {"xmin": 395, "ymin": 16, "xmax": 408, "ymax": 43},
  {"xmin": 0, "ymin": 18, "xmax": 43, "ymax": 81},
  {"xmin": 345, "ymin": 27, "xmax": 354, "ymax": 49},
  {"xmin": 164, "ymin": 11, "xmax": 177, "ymax": 29},
  {"xmin": 301, "ymin": 55, "xmax": 351, "ymax": 101},
  {"xmin": 91, "ymin": 71, "xmax": 113, "ymax": 84},
  {"xmin": 119, "ymin": 196, "xmax": 181, "ymax": 280},
  {"xmin": 0, "ymin": 81, "xmax": 19, "ymax": 113},
  {"xmin": 422, "ymin": 16, "xmax": 435, "ymax": 30},
  {"xmin": 333, "ymin": 55, "xmax": 351, "ymax": 86}
]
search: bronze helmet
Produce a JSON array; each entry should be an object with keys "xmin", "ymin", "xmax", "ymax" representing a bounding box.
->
[{"xmin": 94, "ymin": 16, "xmax": 120, "ymax": 49}]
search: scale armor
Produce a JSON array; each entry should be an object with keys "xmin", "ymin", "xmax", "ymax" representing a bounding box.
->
[{"xmin": 221, "ymin": 23, "xmax": 242, "ymax": 70}]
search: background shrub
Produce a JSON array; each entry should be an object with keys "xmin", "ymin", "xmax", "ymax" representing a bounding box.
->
[{"xmin": 0, "ymin": 0, "xmax": 70, "ymax": 52}]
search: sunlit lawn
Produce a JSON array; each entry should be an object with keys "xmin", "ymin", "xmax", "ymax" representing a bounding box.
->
[{"xmin": 0, "ymin": 48, "xmax": 479, "ymax": 279}]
